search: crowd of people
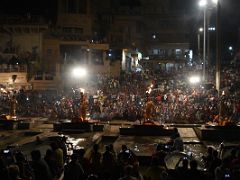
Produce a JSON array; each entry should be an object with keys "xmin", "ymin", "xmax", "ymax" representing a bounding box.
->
[
  {"xmin": 1, "ymin": 62, "xmax": 240, "ymax": 125},
  {"xmin": 0, "ymin": 62, "xmax": 240, "ymax": 179},
  {"xmin": 0, "ymin": 135, "xmax": 239, "ymax": 180}
]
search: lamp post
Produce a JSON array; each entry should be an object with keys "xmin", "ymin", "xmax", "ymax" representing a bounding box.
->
[
  {"xmin": 215, "ymin": 0, "xmax": 221, "ymax": 97},
  {"xmin": 199, "ymin": 0, "xmax": 207, "ymax": 82},
  {"xmin": 203, "ymin": 8, "xmax": 207, "ymax": 82},
  {"xmin": 203, "ymin": 9, "xmax": 207, "ymax": 82},
  {"xmin": 199, "ymin": 0, "xmax": 218, "ymax": 82}
]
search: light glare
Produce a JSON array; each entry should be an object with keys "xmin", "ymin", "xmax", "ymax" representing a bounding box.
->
[
  {"xmin": 72, "ymin": 67, "xmax": 87, "ymax": 78},
  {"xmin": 212, "ymin": 0, "xmax": 218, "ymax": 4},
  {"xmin": 189, "ymin": 76, "xmax": 201, "ymax": 84},
  {"xmin": 199, "ymin": 0, "xmax": 207, "ymax": 7}
]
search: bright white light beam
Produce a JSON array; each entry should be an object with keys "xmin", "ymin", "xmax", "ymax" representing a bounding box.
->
[
  {"xmin": 199, "ymin": 0, "xmax": 207, "ymax": 7},
  {"xmin": 189, "ymin": 76, "xmax": 201, "ymax": 84},
  {"xmin": 72, "ymin": 67, "xmax": 87, "ymax": 78}
]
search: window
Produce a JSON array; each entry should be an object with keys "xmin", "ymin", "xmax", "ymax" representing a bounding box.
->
[
  {"xmin": 34, "ymin": 73, "xmax": 43, "ymax": 80},
  {"xmin": 45, "ymin": 74, "xmax": 54, "ymax": 80},
  {"xmin": 68, "ymin": 0, "xmax": 77, "ymax": 13},
  {"xmin": 47, "ymin": 49, "xmax": 52, "ymax": 56},
  {"xmin": 63, "ymin": 27, "xmax": 72, "ymax": 33},
  {"xmin": 153, "ymin": 49, "xmax": 159, "ymax": 55},
  {"xmin": 176, "ymin": 49, "xmax": 182, "ymax": 55},
  {"xmin": 91, "ymin": 49, "xmax": 103, "ymax": 65},
  {"xmin": 75, "ymin": 28, "xmax": 83, "ymax": 34},
  {"xmin": 78, "ymin": 0, "xmax": 87, "ymax": 14}
]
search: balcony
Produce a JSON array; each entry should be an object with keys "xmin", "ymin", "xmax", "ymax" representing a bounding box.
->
[{"xmin": 0, "ymin": 64, "xmax": 27, "ymax": 73}]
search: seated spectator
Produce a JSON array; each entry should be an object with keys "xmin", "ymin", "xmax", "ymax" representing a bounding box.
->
[
  {"xmin": 202, "ymin": 146, "xmax": 214, "ymax": 170},
  {"xmin": 117, "ymin": 144, "xmax": 138, "ymax": 176},
  {"xmin": 172, "ymin": 133, "xmax": 184, "ymax": 151},
  {"xmin": 208, "ymin": 150, "xmax": 221, "ymax": 176},
  {"xmin": 175, "ymin": 158, "xmax": 189, "ymax": 180},
  {"xmin": 144, "ymin": 157, "xmax": 168, "ymax": 180},
  {"xmin": 186, "ymin": 160, "xmax": 205, "ymax": 180},
  {"xmin": 64, "ymin": 153, "xmax": 85, "ymax": 180},
  {"xmin": 168, "ymin": 128, "xmax": 179, "ymax": 145},
  {"xmin": 30, "ymin": 150, "xmax": 52, "ymax": 180},
  {"xmin": 132, "ymin": 162, "xmax": 144, "ymax": 180},
  {"xmin": 89, "ymin": 144, "xmax": 101, "ymax": 176},
  {"xmin": 101, "ymin": 145, "xmax": 116, "ymax": 180},
  {"xmin": 151, "ymin": 144, "xmax": 167, "ymax": 169},
  {"xmin": 117, "ymin": 145, "xmax": 130, "ymax": 166},
  {"xmin": 0, "ymin": 156, "xmax": 9, "ymax": 180},
  {"xmin": 44, "ymin": 149, "xmax": 58, "ymax": 178},
  {"xmin": 7, "ymin": 164, "xmax": 22, "ymax": 180},
  {"xmin": 118, "ymin": 165, "xmax": 138, "ymax": 180},
  {"xmin": 109, "ymin": 144, "xmax": 117, "ymax": 161},
  {"xmin": 215, "ymin": 158, "xmax": 232, "ymax": 180},
  {"xmin": 15, "ymin": 152, "xmax": 33, "ymax": 180},
  {"xmin": 76, "ymin": 148, "xmax": 90, "ymax": 176},
  {"xmin": 50, "ymin": 142, "xmax": 64, "ymax": 177}
]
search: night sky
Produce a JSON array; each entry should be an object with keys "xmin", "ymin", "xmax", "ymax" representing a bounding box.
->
[{"xmin": 0, "ymin": 0, "xmax": 57, "ymax": 20}]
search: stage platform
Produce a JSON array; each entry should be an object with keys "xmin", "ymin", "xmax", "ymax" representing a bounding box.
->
[
  {"xmin": 194, "ymin": 125, "xmax": 240, "ymax": 141},
  {"xmin": 53, "ymin": 121, "xmax": 105, "ymax": 133},
  {"xmin": 119, "ymin": 124, "xmax": 175, "ymax": 136},
  {"xmin": 0, "ymin": 118, "xmax": 32, "ymax": 130}
]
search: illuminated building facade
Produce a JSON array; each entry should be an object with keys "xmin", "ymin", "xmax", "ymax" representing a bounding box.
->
[{"xmin": 0, "ymin": 0, "xmax": 193, "ymax": 90}]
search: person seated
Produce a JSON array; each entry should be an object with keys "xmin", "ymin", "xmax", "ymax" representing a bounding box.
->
[
  {"xmin": 168, "ymin": 128, "xmax": 183, "ymax": 150},
  {"xmin": 172, "ymin": 133, "xmax": 184, "ymax": 151},
  {"xmin": 151, "ymin": 144, "xmax": 167, "ymax": 169},
  {"xmin": 169, "ymin": 128, "xmax": 179, "ymax": 143},
  {"xmin": 144, "ymin": 157, "xmax": 168, "ymax": 180},
  {"xmin": 64, "ymin": 153, "xmax": 85, "ymax": 180},
  {"xmin": 187, "ymin": 160, "xmax": 205, "ymax": 180},
  {"xmin": 202, "ymin": 146, "xmax": 214, "ymax": 170},
  {"xmin": 175, "ymin": 158, "xmax": 189, "ymax": 180},
  {"xmin": 118, "ymin": 165, "xmax": 138, "ymax": 180},
  {"xmin": 7, "ymin": 164, "xmax": 22, "ymax": 180}
]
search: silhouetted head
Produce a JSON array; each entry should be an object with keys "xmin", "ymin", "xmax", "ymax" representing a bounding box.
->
[
  {"xmin": 78, "ymin": 148, "xmax": 85, "ymax": 157},
  {"xmin": 15, "ymin": 152, "xmax": 25, "ymax": 162},
  {"xmin": 93, "ymin": 144, "xmax": 99, "ymax": 152},
  {"xmin": 124, "ymin": 165, "xmax": 134, "ymax": 176},
  {"xmin": 212, "ymin": 150, "xmax": 218, "ymax": 158},
  {"xmin": 122, "ymin": 144, "xmax": 128, "ymax": 151},
  {"xmin": 8, "ymin": 165, "xmax": 20, "ymax": 179},
  {"xmin": 71, "ymin": 153, "xmax": 79, "ymax": 162},
  {"xmin": 31, "ymin": 150, "xmax": 41, "ymax": 161},
  {"xmin": 182, "ymin": 158, "xmax": 189, "ymax": 168},
  {"xmin": 190, "ymin": 160, "xmax": 198, "ymax": 170},
  {"xmin": 109, "ymin": 144, "xmax": 114, "ymax": 151},
  {"xmin": 105, "ymin": 145, "xmax": 110, "ymax": 152},
  {"xmin": 207, "ymin": 146, "xmax": 214, "ymax": 155}
]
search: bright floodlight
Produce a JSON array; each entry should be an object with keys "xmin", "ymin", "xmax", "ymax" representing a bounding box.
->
[
  {"xmin": 212, "ymin": 0, "xmax": 218, "ymax": 4},
  {"xmin": 189, "ymin": 76, "xmax": 201, "ymax": 84},
  {"xmin": 229, "ymin": 46, "xmax": 233, "ymax": 51},
  {"xmin": 72, "ymin": 67, "xmax": 87, "ymax": 78},
  {"xmin": 199, "ymin": 27, "xmax": 203, "ymax": 32},
  {"xmin": 199, "ymin": 0, "xmax": 207, "ymax": 7}
]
